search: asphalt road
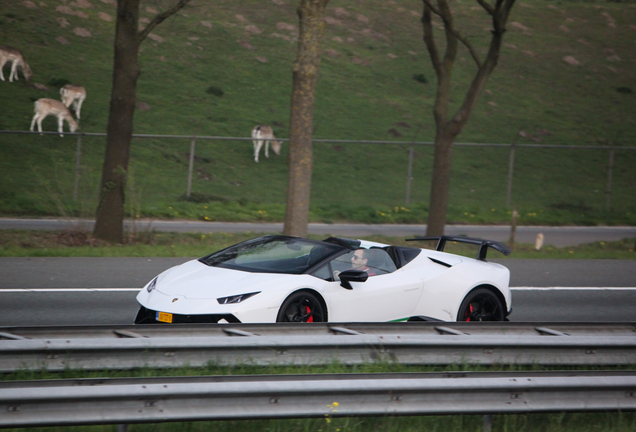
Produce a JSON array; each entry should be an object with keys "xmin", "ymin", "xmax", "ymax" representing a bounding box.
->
[
  {"xmin": 0, "ymin": 258, "xmax": 634, "ymax": 326},
  {"xmin": 2, "ymin": 218, "xmax": 635, "ymax": 247}
]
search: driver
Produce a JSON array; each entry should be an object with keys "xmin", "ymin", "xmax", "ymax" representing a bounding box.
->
[
  {"xmin": 334, "ymin": 248, "xmax": 376, "ymax": 280},
  {"xmin": 351, "ymin": 248, "xmax": 372, "ymax": 272}
]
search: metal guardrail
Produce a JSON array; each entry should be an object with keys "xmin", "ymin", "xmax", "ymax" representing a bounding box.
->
[
  {"xmin": 1, "ymin": 323, "xmax": 635, "ymax": 371},
  {"xmin": 1, "ymin": 371, "xmax": 635, "ymax": 428}
]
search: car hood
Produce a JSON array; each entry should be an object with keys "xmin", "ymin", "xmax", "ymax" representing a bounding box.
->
[{"xmin": 153, "ymin": 259, "xmax": 292, "ymax": 299}]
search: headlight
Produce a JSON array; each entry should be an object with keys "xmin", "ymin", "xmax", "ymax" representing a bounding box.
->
[
  {"xmin": 146, "ymin": 277, "xmax": 158, "ymax": 293},
  {"xmin": 217, "ymin": 291, "xmax": 260, "ymax": 304}
]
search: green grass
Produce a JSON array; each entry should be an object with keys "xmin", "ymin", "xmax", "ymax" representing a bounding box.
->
[
  {"xmin": 1, "ymin": 0, "xmax": 635, "ymax": 226},
  {"xmin": 0, "ymin": 229, "xmax": 634, "ymax": 258}
]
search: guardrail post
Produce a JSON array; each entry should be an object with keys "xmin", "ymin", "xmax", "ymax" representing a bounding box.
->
[
  {"xmin": 186, "ymin": 138, "xmax": 196, "ymax": 198},
  {"xmin": 73, "ymin": 133, "xmax": 82, "ymax": 200},
  {"xmin": 482, "ymin": 414, "xmax": 493, "ymax": 432}
]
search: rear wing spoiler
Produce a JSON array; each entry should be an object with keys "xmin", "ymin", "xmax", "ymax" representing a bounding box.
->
[{"xmin": 406, "ymin": 236, "xmax": 511, "ymax": 261}]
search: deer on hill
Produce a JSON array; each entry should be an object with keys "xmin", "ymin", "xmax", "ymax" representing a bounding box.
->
[
  {"xmin": 251, "ymin": 125, "xmax": 282, "ymax": 163},
  {"xmin": 0, "ymin": 46, "xmax": 32, "ymax": 82},
  {"xmin": 30, "ymin": 98, "xmax": 79, "ymax": 137},
  {"xmin": 60, "ymin": 84, "xmax": 87, "ymax": 119}
]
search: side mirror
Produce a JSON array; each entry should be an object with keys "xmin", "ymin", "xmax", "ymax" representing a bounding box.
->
[{"xmin": 339, "ymin": 270, "xmax": 368, "ymax": 290}]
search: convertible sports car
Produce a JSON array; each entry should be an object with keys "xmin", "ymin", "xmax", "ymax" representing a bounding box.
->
[{"xmin": 135, "ymin": 235, "xmax": 512, "ymax": 324}]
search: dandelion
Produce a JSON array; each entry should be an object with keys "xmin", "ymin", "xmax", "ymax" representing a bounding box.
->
[
  {"xmin": 394, "ymin": 207, "xmax": 399, "ymax": 212},
  {"xmin": 201, "ymin": 235, "xmax": 205, "ymax": 240},
  {"xmin": 169, "ymin": 207, "xmax": 172, "ymax": 209},
  {"xmin": 569, "ymin": 251, "xmax": 574, "ymax": 254},
  {"xmin": 491, "ymin": 208, "xmax": 495, "ymax": 212},
  {"xmin": 204, "ymin": 216, "xmax": 210, "ymax": 221}
]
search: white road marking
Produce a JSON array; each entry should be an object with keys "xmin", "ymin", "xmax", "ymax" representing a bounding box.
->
[
  {"xmin": 511, "ymin": 287, "xmax": 636, "ymax": 291},
  {"xmin": 0, "ymin": 288, "xmax": 142, "ymax": 292},
  {"xmin": 0, "ymin": 287, "xmax": 635, "ymax": 292}
]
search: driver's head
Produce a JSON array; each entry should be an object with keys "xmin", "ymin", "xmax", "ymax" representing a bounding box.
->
[{"xmin": 351, "ymin": 249, "xmax": 368, "ymax": 270}]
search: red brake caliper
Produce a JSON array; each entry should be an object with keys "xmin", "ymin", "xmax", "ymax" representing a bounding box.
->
[
  {"xmin": 305, "ymin": 306, "xmax": 313, "ymax": 323},
  {"xmin": 465, "ymin": 304, "xmax": 473, "ymax": 322}
]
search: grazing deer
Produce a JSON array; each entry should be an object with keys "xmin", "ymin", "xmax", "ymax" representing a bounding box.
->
[
  {"xmin": 0, "ymin": 46, "xmax": 32, "ymax": 82},
  {"xmin": 251, "ymin": 125, "xmax": 282, "ymax": 163},
  {"xmin": 60, "ymin": 84, "xmax": 87, "ymax": 119},
  {"xmin": 30, "ymin": 98, "xmax": 79, "ymax": 137}
]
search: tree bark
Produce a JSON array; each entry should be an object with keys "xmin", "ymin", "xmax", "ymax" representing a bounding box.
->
[
  {"xmin": 283, "ymin": 0, "xmax": 330, "ymax": 238},
  {"xmin": 93, "ymin": 0, "xmax": 140, "ymax": 243},
  {"xmin": 94, "ymin": 0, "xmax": 190, "ymax": 243},
  {"xmin": 422, "ymin": 0, "xmax": 516, "ymax": 236}
]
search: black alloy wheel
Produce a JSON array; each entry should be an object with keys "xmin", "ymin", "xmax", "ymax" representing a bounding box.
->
[
  {"xmin": 457, "ymin": 288, "xmax": 505, "ymax": 322},
  {"xmin": 276, "ymin": 291, "xmax": 326, "ymax": 323}
]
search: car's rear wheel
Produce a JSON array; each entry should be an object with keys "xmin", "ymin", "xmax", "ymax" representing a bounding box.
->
[
  {"xmin": 457, "ymin": 288, "xmax": 504, "ymax": 322},
  {"xmin": 276, "ymin": 291, "xmax": 326, "ymax": 323}
]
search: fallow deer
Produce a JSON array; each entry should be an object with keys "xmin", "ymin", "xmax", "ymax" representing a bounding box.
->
[
  {"xmin": 0, "ymin": 46, "xmax": 32, "ymax": 82},
  {"xmin": 30, "ymin": 98, "xmax": 79, "ymax": 137},
  {"xmin": 60, "ymin": 84, "xmax": 87, "ymax": 119},
  {"xmin": 251, "ymin": 125, "xmax": 282, "ymax": 163}
]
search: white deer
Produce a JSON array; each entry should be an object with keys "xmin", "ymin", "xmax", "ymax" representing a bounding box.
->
[
  {"xmin": 60, "ymin": 84, "xmax": 87, "ymax": 119},
  {"xmin": 251, "ymin": 125, "xmax": 282, "ymax": 163},
  {"xmin": 0, "ymin": 46, "xmax": 32, "ymax": 82},
  {"xmin": 30, "ymin": 98, "xmax": 79, "ymax": 137}
]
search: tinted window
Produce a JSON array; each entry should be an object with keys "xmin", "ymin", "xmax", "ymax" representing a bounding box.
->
[{"xmin": 199, "ymin": 235, "xmax": 342, "ymax": 274}]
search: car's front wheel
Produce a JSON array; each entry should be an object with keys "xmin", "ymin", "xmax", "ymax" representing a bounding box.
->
[
  {"xmin": 457, "ymin": 288, "xmax": 504, "ymax": 322},
  {"xmin": 276, "ymin": 291, "xmax": 326, "ymax": 323}
]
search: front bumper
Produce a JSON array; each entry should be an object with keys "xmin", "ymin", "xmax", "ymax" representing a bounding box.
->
[{"xmin": 134, "ymin": 306, "xmax": 241, "ymax": 324}]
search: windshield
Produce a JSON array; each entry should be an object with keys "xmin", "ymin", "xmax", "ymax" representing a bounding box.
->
[{"xmin": 199, "ymin": 235, "xmax": 343, "ymax": 274}]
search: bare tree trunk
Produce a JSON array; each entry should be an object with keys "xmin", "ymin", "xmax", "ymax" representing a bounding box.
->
[
  {"xmin": 283, "ymin": 0, "xmax": 330, "ymax": 238},
  {"xmin": 422, "ymin": 0, "xmax": 515, "ymax": 237},
  {"xmin": 426, "ymin": 129, "xmax": 456, "ymax": 235},
  {"xmin": 93, "ymin": 0, "xmax": 140, "ymax": 243},
  {"xmin": 94, "ymin": 0, "xmax": 191, "ymax": 243}
]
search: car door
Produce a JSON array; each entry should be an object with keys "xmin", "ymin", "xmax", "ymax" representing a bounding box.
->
[{"xmin": 326, "ymin": 269, "xmax": 424, "ymax": 322}]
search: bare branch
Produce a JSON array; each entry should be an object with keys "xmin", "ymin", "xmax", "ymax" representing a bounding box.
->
[
  {"xmin": 138, "ymin": 0, "xmax": 192, "ymax": 43},
  {"xmin": 424, "ymin": 0, "xmax": 482, "ymax": 68},
  {"xmin": 476, "ymin": 0, "xmax": 495, "ymax": 15},
  {"xmin": 422, "ymin": 2, "xmax": 441, "ymax": 77}
]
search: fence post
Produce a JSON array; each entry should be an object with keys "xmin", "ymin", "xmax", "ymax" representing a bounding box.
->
[
  {"xmin": 506, "ymin": 143, "xmax": 515, "ymax": 207},
  {"xmin": 605, "ymin": 147, "xmax": 614, "ymax": 211},
  {"xmin": 186, "ymin": 138, "xmax": 196, "ymax": 198},
  {"xmin": 509, "ymin": 205, "xmax": 518, "ymax": 250},
  {"xmin": 405, "ymin": 143, "xmax": 415, "ymax": 206},
  {"xmin": 73, "ymin": 133, "xmax": 82, "ymax": 200}
]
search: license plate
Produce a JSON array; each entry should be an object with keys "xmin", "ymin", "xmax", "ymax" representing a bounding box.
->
[{"xmin": 156, "ymin": 311, "xmax": 173, "ymax": 323}]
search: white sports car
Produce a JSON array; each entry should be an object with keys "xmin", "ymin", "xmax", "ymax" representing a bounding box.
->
[{"xmin": 134, "ymin": 235, "xmax": 512, "ymax": 324}]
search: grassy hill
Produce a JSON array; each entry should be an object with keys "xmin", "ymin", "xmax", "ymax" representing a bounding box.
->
[{"xmin": 0, "ymin": 0, "xmax": 635, "ymax": 226}]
